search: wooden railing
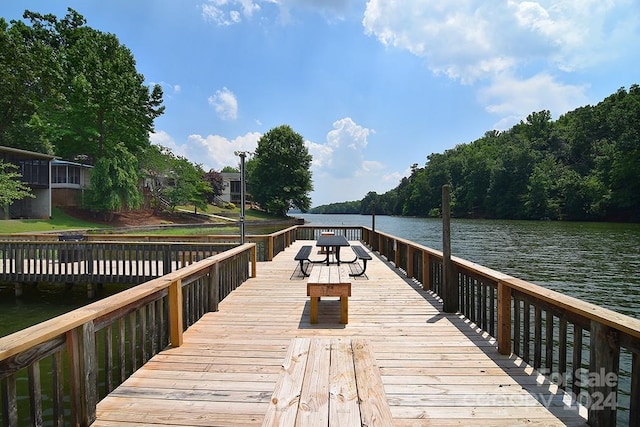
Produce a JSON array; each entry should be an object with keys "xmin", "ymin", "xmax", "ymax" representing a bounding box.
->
[
  {"xmin": 1, "ymin": 226, "xmax": 300, "ymax": 262},
  {"xmin": 0, "ymin": 241, "xmax": 237, "ymax": 285},
  {"xmin": 361, "ymin": 226, "xmax": 640, "ymax": 426},
  {"xmin": 0, "ymin": 243, "xmax": 256, "ymax": 427},
  {"xmin": 295, "ymin": 225, "xmax": 363, "ymax": 241},
  {"xmin": 3, "ymin": 224, "xmax": 639, "ymax": 426}
]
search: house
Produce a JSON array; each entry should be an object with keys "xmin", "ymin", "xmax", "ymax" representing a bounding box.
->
[
  {"xmin": 0, "ymin": 146, "xmax": 54, "ymax": 219},
  {"xmin": 51, "ymin": 159, "xmax": 93, "ymax": 207},
  {"xmin": 0, "ymin": 146, "xmax": 93, "ymax": 219},
  {"xmin": 220, "ymin": 172, "xmax": 242, "ymax": 205}
]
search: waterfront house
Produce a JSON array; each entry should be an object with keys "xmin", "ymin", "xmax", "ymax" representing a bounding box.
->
[{"xmin": 0, "ymin": 145, "xmax": 53, "ymax": 219}]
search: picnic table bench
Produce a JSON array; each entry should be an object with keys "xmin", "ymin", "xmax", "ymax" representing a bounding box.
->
[
  {"xmin": 294, "ymin": 245, "xmax": 313, "ymax": 276},
  {"xmin": 345, "ymin": 245, "xmax": 372, "ymax": 277},
  {"xmin": 263, "ymin": 337, "xmax": 392, "ymax": 426},
  {"xmin": 306, "ymin": 265, "xmax": 351, "ymax": 324}
]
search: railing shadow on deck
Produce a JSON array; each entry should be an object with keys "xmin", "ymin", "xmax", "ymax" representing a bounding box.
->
[{"xmin": 372, "ymin": 247, "xmax": 588, "ymax": 422}]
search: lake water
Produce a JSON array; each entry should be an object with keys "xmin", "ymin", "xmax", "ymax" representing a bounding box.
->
[{"xmin": 1, "ymin": 215, "xmax": 639, "ymax": 338}]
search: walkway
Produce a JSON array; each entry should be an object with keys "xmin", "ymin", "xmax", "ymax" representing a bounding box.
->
[{"xmin": 93, "ymin": 241, "xmax": 587, "ymax": 426}]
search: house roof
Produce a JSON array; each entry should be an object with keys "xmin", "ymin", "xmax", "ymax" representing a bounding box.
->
[
  {"xmin": 52, "ymin": 159, "xmax": 93, "ymax": 169},
  {"xmin": 0, "ymin": 145, "xmax": 55, "ymax": 160}
]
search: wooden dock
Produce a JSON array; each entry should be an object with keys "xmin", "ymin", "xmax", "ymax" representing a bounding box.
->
[{"xmin": 92, "ymin": 240, "xmax": 587, "ymax": 426}]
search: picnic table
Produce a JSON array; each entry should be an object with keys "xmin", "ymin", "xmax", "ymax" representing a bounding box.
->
[{"xmin": 315, "ymin": 234, "xmax": 350, "ymax": 265}]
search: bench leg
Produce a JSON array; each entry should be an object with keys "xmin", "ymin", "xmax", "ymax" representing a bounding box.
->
[
  {"xmin": 349, "ymin": 260, "xmax": 368, "ymax": 277},
  {"xmin": 310, "ymin": 297, "xmax": 319, "ymax": 324},
  {"xmin": 340, "ymin": 296, "xmax": 348, "ymax": 324},
  {"xmin": 299, "ymin": 260, "xmax": 310, "ymax": 276}
]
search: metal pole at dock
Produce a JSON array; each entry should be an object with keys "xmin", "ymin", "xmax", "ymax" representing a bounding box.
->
[
  {"xmin": 235, "ymin": 151, "xmax": 249, "ymax": 245},
  {"xmin": 442, "ymin": 184, "xmax": 458, "ymax": 313}
]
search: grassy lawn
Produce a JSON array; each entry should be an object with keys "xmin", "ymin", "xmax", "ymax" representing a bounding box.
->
[
  {"xmin": 0, "ymin": 208, "xmax": 111, "ymax": 234},
  {"xmin": 0, "ymin": 206, "xmax": 289, "ymax": 235}
]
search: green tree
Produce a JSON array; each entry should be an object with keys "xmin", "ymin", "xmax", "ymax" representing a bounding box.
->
[
  {"xmin": 0, "ymin": 160, "xmax": 35, "ymax": 219},
  {"xmin": 0, "ymin": 17, "xmax": 59, "ymax": 153},
  {"xmin": 247, "ymin": 125, "xmax": 313, "ymax": 216},
  {"xmin": 164, "ymin": 157, "xmax": 211, "ymax": 213},
  {"xmin": 1, "ymin": 9, "xmax": 164, "ymax": 162},
  {"xmin": 84, "ymin": 143, "xmax": 142, "ymax": 219}
]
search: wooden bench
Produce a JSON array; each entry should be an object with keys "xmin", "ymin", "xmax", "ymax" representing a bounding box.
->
[
  {"xmin": 263, "ymin": 337, "xmax": 393, "ymax": 426},
  {"xmin": 294, "ymin": 245, "xmax": 313, "ymax": 276},
  {"xmin": 346, "ymin": 245, "xmax": 372, "ymax": 277},
  {"xmin": 306, "ymin": 265, "xmax": 351, "ymax": 324}
]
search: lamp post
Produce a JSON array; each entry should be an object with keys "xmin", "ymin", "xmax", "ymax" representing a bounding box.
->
[{"xmin": 234, "ymin": 151, "xmax": 249, "ymax": 245}]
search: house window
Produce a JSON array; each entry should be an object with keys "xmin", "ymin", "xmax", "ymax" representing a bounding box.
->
[
  {"xmin": 52, "ymin": 165, "xmax": 81, "ymax": 185},
  {"xmin": 19, "ymin": 159, "xmax": 49, "ymax": 186},
  {"xmin": 69, "ymin": 167, "xmax": 80, "ymax": 184},
  {"xmin": 230, "ymin": 181, "xmax": 241, "ymax": 193},
  {"xmin": 53, "ymin": 166, "xmax": 66, "ymax": 183}
]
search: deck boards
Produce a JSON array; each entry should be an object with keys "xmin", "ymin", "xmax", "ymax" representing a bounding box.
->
[{"xmin": 93, "ymin": 241, "xmax": 588, "ymax": 426}]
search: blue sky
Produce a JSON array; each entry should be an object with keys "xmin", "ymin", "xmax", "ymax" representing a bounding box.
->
[{"xmin": 2, "ymin": 1, "xmax": 639, "ymax": 207}]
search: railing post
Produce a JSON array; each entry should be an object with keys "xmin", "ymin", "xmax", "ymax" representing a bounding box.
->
[
  {"xmin": 631, "ymin": 352, "xmax": 639, "ymax": 425},
  {"xmin": 169, "ymin": 279, "xmax": 183, "ymax": 348},
  {"xmin": 268, "ymin": 236, "xmax": 274, "ymax": 261},
  {"xmin": 442, "ymin": 185, "xmax": 458, "ymax": 313},
  {"xmin": 497, "ymin": 280, "xmax": 512, "ymax": 355},
  {"xmin": 422, "ymin": 251, "xmax": 430, "ymax": 290},
  {"xmin": 250, "ymin": 244, "xmax": 257, "ymax": 278},
  {"xmin": 588, "ymin": 320, "xmax": 619, "ymax": 426},
  {"xmin": 394, "ymin": 240, "xmax": 400, "ymax": 268},
  {"xmin": 406, "ymin": 246, "xmax": 414, "ymax": 278},
  {"xmin": 209, "ymin": 264, "xmax": 220, "ymax": 312},
  {"xmin": 67, "ymin": 322, "xmax": 97, "ymax": 427}
]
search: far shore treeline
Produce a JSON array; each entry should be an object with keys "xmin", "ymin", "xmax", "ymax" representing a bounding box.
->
[{"xmin": 311, "ymin": 85, "xmax": 640, "ymax": 222}]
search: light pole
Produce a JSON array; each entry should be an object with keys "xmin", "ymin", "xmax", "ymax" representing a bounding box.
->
[{"xmin": 234, "ymin": 151, "xmax": 250, "ymax": 245}]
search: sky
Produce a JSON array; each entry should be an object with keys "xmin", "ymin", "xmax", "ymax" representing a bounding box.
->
[{"xmin": 2, "ymin": 1, "xmax": 639, "ymax": 207}]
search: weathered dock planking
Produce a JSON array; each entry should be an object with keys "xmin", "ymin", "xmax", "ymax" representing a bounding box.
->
[{"xmin": 92, "ymin": 240, "xmax": 588, "ymax": 426}]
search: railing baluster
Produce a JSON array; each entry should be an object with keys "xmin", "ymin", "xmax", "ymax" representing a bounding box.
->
[
  {"xmin": 631, "ymin": 352, "xmax": 639, "ymax": 425},
  {"xmin": 52, "ymin": 352, "xmax": 64, "ymax": 427},
  {"xmin": 27, "ymin": 362, "xmax": 42, "ymax": 426},
  {"xmin": 1, "ymin": 374, "xmax": 18, "ymax": 427},
  {"xmin": 558, "ymin": 318, "xmax": 567, "ymax": 390},
  {"xmin": 572, "ymin": 325, "xmax": 583, "ymax": 399},
  {"xmin": 546, "ymin": 312, "xmax": 554, "ymax": 370}
]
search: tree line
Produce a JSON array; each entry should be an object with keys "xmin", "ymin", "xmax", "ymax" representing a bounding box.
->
[
  {"xmin": 312, "ymin": 85, "xmax": 640, "ymax": 222},
  {"xmin": 1, "ymin": 9, "xmax": 313, "ymax": 218}
]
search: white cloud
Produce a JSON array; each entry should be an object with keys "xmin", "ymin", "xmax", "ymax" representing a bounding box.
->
[
  {"xmin": 479, "ymin": 73, "xmax": 590, "ymax": 129},
  {"xmin": 151, "ymin": 130, "xmax": 259, "ymax": 171},
  {"xmin": 363, "ymin": 0, "xmax": 637, "ymax": 82},
  {"xmin": 202, "ymin": 0, "xmax": 262, "ymax": 25},
  {"xmin": 305, "ymin": 117, "xmax": 404, "ymax": 205},
  {"xmin": 187, "ymin": 132, "xmax": 260, "ymax": 170},
  {"xmin": 362, "ymin": 0, "xmax": 639, "ymax": 124},
  {"xmin": 150, "ymin": 131, "xmax": 188, "ymax": 158},
  {"xmin": 208, "ymin": 87, "xmax": 238, "ymax": 120},
  {"xmin": 201, "ymin": 0, "xmax": 353, "ymax": 26}
]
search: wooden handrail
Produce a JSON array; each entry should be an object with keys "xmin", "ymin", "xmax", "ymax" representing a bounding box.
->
[
  {"xmin": 0, "ymin": 243, "xmax": 256, "ymax": 426},
  {"xmin": 360, "ymin": 225, "xmax": 640, "ymax": 426},
  {"xmin": 0, "ymin": 243, "xmax": 255, "ymax": 361}
]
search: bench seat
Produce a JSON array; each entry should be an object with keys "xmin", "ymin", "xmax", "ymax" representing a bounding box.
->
[
  {"xmin": 294, "ymin": 245, "xmax": 313, "ymax": 276},
  {"xmin": 262, "ymin": 337, "xmax": 392, "ymax": 426},
  {"xmin": 346, "ymin": 245, "xmax": 372, "ymax": 277}
]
